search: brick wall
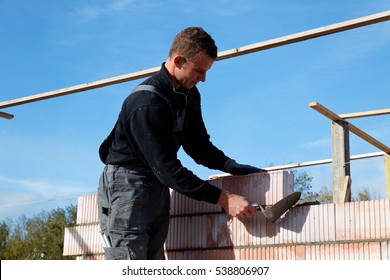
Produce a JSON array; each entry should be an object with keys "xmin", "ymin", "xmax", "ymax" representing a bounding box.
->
[{"xmin": 63, "ymin": 171, "xmax": 390, "ymax": 260}]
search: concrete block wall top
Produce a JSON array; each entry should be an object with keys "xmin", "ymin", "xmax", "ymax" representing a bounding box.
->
[{"xmin": 170, "ymin": 170, "xmax": 294, "ymax": 216}]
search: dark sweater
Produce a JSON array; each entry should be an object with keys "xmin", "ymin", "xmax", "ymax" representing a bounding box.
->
[{"xmin": 105, "ymin": 63, "xmax": 229, "ymax": 204}]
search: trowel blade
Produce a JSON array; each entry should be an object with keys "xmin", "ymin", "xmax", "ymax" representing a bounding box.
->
[{"xmin": 262, "ymin": 192, "xmax": 301, "ymax": 223}]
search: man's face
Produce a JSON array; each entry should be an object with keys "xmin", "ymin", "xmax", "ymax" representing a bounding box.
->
[{"xmin": 175, "ymin": 53, "xmax": 214, "ymax": 89}]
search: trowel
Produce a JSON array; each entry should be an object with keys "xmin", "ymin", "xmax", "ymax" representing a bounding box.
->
[{"xmin": 251, "ymin": 191, "xmax": 302, "ymax": 223}]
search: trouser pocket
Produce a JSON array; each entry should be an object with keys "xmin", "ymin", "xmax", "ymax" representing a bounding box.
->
[
  {"xmin": 98, "ymin": 169, "xmax": 111, "ymax": 235},
  {"xmin": 108, "ymin": 168, "xmax": 151, "ymax": 232}
]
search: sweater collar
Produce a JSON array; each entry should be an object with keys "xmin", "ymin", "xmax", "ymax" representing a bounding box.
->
[{"xmin": 159, "ymin": 63, "xmax": 192, "ymax": 95}]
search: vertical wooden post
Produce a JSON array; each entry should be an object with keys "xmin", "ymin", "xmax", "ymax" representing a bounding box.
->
[
  {"xmin": 385, "ymin": 153, "xmax": 390, "ymax": 199},
  {"xmin": 332, "ymin": 120, "xmax": 351, "ymax": 202}
]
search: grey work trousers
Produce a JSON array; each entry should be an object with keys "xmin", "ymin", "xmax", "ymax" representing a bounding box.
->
[{"xmin": 98, "ymin": 164, "xmax": 170, "ymax": 260}]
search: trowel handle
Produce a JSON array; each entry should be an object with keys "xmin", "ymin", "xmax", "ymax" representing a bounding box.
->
[{"xmin": 251, "ymin": 203, "xmax": 264, "ymax": 212}]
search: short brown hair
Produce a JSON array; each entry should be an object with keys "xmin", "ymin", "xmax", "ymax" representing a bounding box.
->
[{"xmin": 168, "ymin": 27, "xmax": 218, "ymax": 61}]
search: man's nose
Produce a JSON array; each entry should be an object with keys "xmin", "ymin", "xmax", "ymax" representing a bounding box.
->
[{"xmin": 200, "ymin": 72, "xmax": 206, "ymax": 82}]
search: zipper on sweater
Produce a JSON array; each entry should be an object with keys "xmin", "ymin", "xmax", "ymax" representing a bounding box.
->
[{"xmin": 172, "ymin": 87, "xmax": 189, "ymax": 117}]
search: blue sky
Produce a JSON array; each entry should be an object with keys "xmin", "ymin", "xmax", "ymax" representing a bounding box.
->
[{"xmin": 1, "ymin": 1, "xmax": 390, "ymax": 220}]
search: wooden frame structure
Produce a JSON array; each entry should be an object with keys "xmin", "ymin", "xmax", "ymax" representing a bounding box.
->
[
  {"xmin": 1, "ymin": 11, "xmax": 389, "ymax": 201},
  {"xmin": 310, "ymin": 102, "xmax": 390, "ymax": 202},
  {"xmin": 1, "ymin": 10, "xmax": 389, "ymax": 115}
]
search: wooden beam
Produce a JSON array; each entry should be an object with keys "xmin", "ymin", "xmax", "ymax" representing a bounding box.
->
[
  {"xmin": 339, "ymin": 108, "xmax": 390, "ymax": 119},
  {"xmin": 209, "ymin": 151, "xmax": 385, "ymax": 179},
  {"xmin": 1, "ymin": 11, "xmax": 389, "ymax": 110},
  {"xmin": 217, "ymin": 10, "xmax": 390, "ymax": 60},
  {"xmin": 0, "ymin": 67, "xmax": 161, "ymax": 109},
  {"xmin": 309, "ymin": 102, "xmax": 390, "ymax": 154},
  {"xmin": 0, "ymin": 111, "xmax": 14, "ymax": 120}
]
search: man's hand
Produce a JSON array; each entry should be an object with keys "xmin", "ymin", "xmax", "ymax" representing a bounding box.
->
[
  {"xmin": 217, "ymin": 190, "xmax": 257, "ymax": 218},
  {"xmin": 224, "ymin": 159, "xmax": 266, "ymax": 175}
]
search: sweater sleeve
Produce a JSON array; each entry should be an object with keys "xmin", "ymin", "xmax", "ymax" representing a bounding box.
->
[{"xmin": 181, "ymin": 91, "xmax": 230, "ymax": 171}]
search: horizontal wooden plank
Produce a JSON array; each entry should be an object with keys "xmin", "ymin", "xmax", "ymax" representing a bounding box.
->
[
  {"xmin": 0, "ymin": 67, "xmax": 161, "ymax": 109},
  {"xmin": 339, "ymin": 108, "xmax": 390, "ymax": 119},
  {"xmin": 217, "ymin": 10, "xmax": 390, "ymax": 60},
  {"xmin": 209, "ymin": 151, "xmax": 385, "ymax": 179},
  {"xmin": 1, "ymin": 11, "xmax": 389, "ymax": 110}
]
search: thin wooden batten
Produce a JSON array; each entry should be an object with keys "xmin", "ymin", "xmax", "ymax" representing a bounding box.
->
[{"xmin": 1, "ymin": 10, "xmax": 389, "ymax": 113}]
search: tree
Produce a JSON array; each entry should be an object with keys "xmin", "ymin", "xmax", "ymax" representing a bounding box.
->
[
  {"xmin": 0, "ymin": 220, "xmax": 10, "ymax": 259},
  {"xmin": 352, "ymin": 187, "xmax": 372, "ymax": 201},
  {"xmin": 299, "ymin": 185, "xmax": 374, "ymax": 204},
  {"xmin": 292, "ymin": 169, "xmax": 375, "ymax": 203},
  {"xmin": 306, "ymin": 186, "xmax": 333, "ymax": 203},
  {"xmin": 293, "ymin": 170, "xmax": 314, "ymax": 200},
  {"xmin": 0, "ymin": 205, "xmax": 77, "ymax": 260}
]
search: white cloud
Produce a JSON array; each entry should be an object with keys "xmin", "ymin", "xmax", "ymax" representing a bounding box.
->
[
  {"xmin": 299, "ymin": 137, "xmax": 331, "ymax": 149},
  {"xmin": 70, "ymin": 0, "xmax": 136, "ymax": 20},
  {"xmin": 72, "ymin": 5, "xmax": 100, "ymax": 20},
  {"xmin": 0, "ymin": 191, "xmax": 78, "ymax": 220},
  {"xmin": 313, "ymin": 23, "xmax": 390, "ymax": 70},
  {"xmin": 110, "ymin": 0, "xmax": 135, "ymax": 12},
  {"xmin": 210, "ymin": 1, "xmax": 257, "ymax": 17},
  {"xmin": 0, "ymin": 191, "xmax": 36, "ymax": 208},
  {"xmin": 0, "ymin": 175, "xmax": 91, "ymax": 219},
  {"xmin": 367, "ymin": 122, "xmax": 390, "ymax": 141},
  {"xmin": 0, "ymin": 176, "xmax": 90, "ymax": 206},
  {"xmin": 176, "ymin": 0, "xmax": 258, "ymax": 17}
]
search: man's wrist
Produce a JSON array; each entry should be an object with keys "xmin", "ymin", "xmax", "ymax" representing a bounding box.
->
[
  {"xmin": 223, "ymin": 159, "xmax": 236, "ymax": 173},
  {"xmin": 217, "ymin": 190, "xmax": 230, "ymax": 209}
]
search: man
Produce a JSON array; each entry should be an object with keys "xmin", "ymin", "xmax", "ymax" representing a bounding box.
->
[{"xmin": 98, "ymin": 27, "xmax": 263, "ymax": 260}]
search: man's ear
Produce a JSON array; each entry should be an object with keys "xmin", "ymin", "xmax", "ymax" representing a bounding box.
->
[{"xmin": 173, "ymin": 55, "xmax": 186, "ymax": 68}]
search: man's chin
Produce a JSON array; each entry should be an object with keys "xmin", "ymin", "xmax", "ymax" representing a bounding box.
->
[
  {"xmin": 183, "ymin": 84, "xmax": 195, "ymax": 90},
  {"xmin": 181, "ymin": 81, "xmax": 197, "ymax": 89}
]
